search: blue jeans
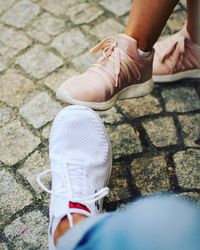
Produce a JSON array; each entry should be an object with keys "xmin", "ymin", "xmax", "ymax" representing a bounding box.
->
[{"xmin": 57, "ymin": 195, "xmax": 200, "ymax": 250}]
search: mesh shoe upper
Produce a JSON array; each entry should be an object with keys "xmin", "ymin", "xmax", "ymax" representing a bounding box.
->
[{"xmin": 37, "ymin": 105, "xmax": 112, "ymax": 249}]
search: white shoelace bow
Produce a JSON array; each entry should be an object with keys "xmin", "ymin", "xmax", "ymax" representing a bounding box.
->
[
  {"xmin": 89, "ymin": 36, "xmax": 141, "ymax": 89},
  {"xmin": 37, "ymin": 164, "xmax": 109, "ymax": 228}
]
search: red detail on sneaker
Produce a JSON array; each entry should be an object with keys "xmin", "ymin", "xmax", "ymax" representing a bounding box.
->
[{"xmin": 69, "ymin": 201, "xmax": 91, "ymax": 213}]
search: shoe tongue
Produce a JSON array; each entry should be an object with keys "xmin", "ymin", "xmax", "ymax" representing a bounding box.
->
[
  {"xmin": 67, "ymin": 160, "xmax": 86, "ymax": 198},
  {"xmin": 116, "ymin": 34, "xmax": 141, "ymax": 59},
  {"xmin": 117, "ymin": 34, "xmax": 137, "ymax": 50},
  {"xmin": 180, "ymin": 24, "xmax": 190, "ymax": 39}
]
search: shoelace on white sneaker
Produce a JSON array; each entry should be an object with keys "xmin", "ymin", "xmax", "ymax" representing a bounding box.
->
[
  {"xmin": 36, "ymin": 164, "xmax": 109, "ymax": 228},
  {"xmin": 156, "ymin": 34, "xmax": 186, "ymax": 73},
  {"xmin": 89, "ymin": 36, "xmax": 141, "ymax": 92}
]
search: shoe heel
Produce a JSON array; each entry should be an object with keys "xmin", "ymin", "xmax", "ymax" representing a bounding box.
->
[{"xmin": 118, "ymin": 79, "xmax": 154, "ymax": 100}]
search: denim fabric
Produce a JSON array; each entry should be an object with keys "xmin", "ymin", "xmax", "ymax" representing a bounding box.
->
[{"xmin": 58, "ymin": 195, "xmax": 200, "ymax": 250}]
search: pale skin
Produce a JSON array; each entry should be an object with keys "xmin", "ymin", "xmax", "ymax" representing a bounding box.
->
[{"xmin": 54, "ymin": 0, "xmax": 200, "ymax": 245}]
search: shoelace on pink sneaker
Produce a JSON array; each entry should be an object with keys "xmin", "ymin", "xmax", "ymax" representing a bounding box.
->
[
  {"xmin": 36, "ymin": 164, "xmax": 109, "ymax": 228},
  {"xmin": 156, "ymin": 34, "xmax": 186, "ymax": 73},
  {"xmin": 89, "ymin": 36, "xmax": 141, "ymax": 93}
]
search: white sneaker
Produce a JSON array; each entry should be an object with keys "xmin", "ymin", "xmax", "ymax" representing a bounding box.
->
[{"xmin": 37, "ymin": 105, "xmax": 112, "ymax": 250}]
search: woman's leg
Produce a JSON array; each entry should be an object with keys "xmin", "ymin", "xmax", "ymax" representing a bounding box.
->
[
  {"xmin": 187, "ymin": 0, "xmax": 200, "ymax": 45},
  {"xmin": 124, "ymin": 0, "xmax": 180, "ymax": 51}
]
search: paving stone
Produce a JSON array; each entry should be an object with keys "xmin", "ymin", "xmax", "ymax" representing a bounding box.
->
[
  {"xmin": 0, "ymin": 107, "xmax": 11, "ymax": 127},
  {"xmin": 0, "ymin": 0, "xmax": 16, "ymax": 16},
  {"xmin": 18, "ymin": 149, "xmax": 50, "ymax": 193},
  {"xmin": 41, "ymin": 0, "xmax": 84, "ymax": 16},
  {"xmin": 0, "ymin": 25, "xmax": 31, "ymax": 63},
  {"xmin": 20, "ymin": 92, "xmax": 62, "ymax": 129},
  {"xmin": 119, "ymin": 95, "xmax": 162, "ymax": 118},
  {"xmin": 174, "ymin": 3, "xmax": 182, "ymax": 11},
  {"xmin": 90, "ymin": 18, "xmax": 124, "ymax": 40},
  {"xmin": 0, "ymin": 64, "xmax": 6, "ymax": 72},
  {"xmin": 41, "ymin": 123, "xmax": 52, "ymax": 139},
  {"xmin": 4, "ymin": 210, "xmax": 48, "ymax": 250},
  {"xmin": 0, "ymin": 26, "xmax": 31, "ymax": 53},
  {"xmin": 0, "ymin": 40, "xmax": 8, "ymax": 61},
  {"xmin": 174, "ymin": 149, "xmax": 200, "ymax": 189},
  {"xmin": 143, "ymin": 117, "xmax": 178, "ymax": 147},
  {"xmin": 0, "ymin": 70, "xmax": 37, "ymax": 108},
  {"xmin": 42, "ymin": 67, "xmax": 79, "ymax": 93},
  {"xmin": 175, "ymin": 192, "xmax": 200, "ymax": 206},
  {"xmin": 116, "ymin": 203, "xmax": 128, "ymax": 212},
  {"xmin": 122, "ymin": 15, "xmax": 129, "ymax": 26},
  {"xmin": 42, "ymin": 195, "xmax": 51, "ymax": 211},
  {"xmin": 0, "ymin": 169, "xmax": 33, "ymax": 225},
  {"xmin": 66, "ymin": 3, "xmax": 104, "ymax": 25},
  {"xmin": 51, "ymin": 29, "xmax": 90, "ymax": 58},
  {"xmin": 178, "ymin": 114, "xmax": 200, "ymax": 147},
  {"xmin": 72, "ymin": 51, "xmax": 98, "ymax": 72},
  {"xmin": 131, "ymin": 156, "xmax": 170, "ymax": 194},
  {"xmin": 160, "ymin": 26, "xmax": 172, "ymax": 37},
  {"xmin": 107, "ymin": 164, "xmax": 130, "ymax": 202},
  {"xmin": 1, "ymin": 0, "xmax": 41, "ymax": 28},
  {"xmin": 81, "ymin": 24, "xmax": 95, "ymax": 35},
  {"xmin": 162, "ymin": 87, "xmax": 200, "ymax": 112},
  {"xmin": 27, "ymin": 13, "xmax": 65, "ymax": 44},
  {"xmin": 180, "ymin": 0, "xmax": 186, "ymax": 7},
  {"xmin": 98, "ymin": 107, "xmax": 124, "ymax": 124},
  {"xmin": 0, "ymin": 243, "xmax": 8, "ymax": 250},
  {"xmin": 167, "ymin": 11, "xmax": 187, "ymax": 33},
  {"xmin": 0, "ymin": 60, "xmax": 6, "ymax": 72},
  {"xmin": 0, "ymin": 121, "xmax": 40, "ymax": 166},
  {"xmin": 16, "ymin": 45, "xmax": 63, "ymax": 79},
  {"xmin": 100, "ymin": 0, "xmax": 131, "ymax": 16},
  {"xmin": 107, "ymin": 124, "xmax": 142, "ymax": 159}
]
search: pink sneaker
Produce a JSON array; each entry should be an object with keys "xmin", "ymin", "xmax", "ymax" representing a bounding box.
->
[
  {"xmin": 153, "ymin": 25, "xmax": 200, "ymax": 83},
  {"xmin": 57, "ymin": 34, "xmax": 154, "ymax": 110}
]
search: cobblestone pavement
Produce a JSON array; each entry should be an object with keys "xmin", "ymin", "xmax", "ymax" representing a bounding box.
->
[{"xmin": 0, "ymin": 0, "xmax": 200, "ymax": 249}]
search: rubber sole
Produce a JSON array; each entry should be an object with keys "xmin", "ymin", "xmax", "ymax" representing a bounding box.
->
[
  {"xmin": 153, "ymin": 69, "xmax": 200, "ymax": 83},
  {"xmin": 56, "ymin": 79, "xmax": 154, "ymax": 111}
]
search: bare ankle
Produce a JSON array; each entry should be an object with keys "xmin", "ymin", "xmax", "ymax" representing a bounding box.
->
[
  {"xmin": 186, "ymin": 23, "xmax": 200, "ymax": 46},
  {"xmin": 54, "ymin": 214, "xmax": 87, "ymax": 246},
  {"xmin": 124, "ymin": 29, "xmax": 153, "ymax": 52}
]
